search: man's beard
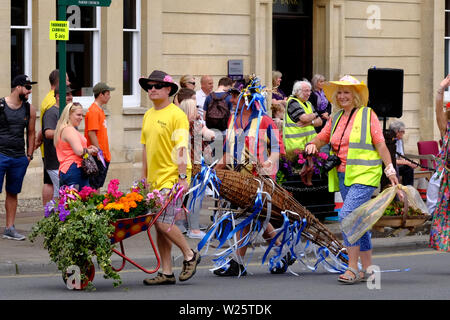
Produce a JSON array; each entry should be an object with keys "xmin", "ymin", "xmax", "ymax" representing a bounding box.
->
[{"xmin": 19, "ymin": 94, "xmax": 28, "ymax": 102}]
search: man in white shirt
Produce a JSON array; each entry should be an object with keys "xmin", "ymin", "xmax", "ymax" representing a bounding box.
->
[{"xmin": 195, "ymin": 75, "xmax": 213, "ymax": 111}]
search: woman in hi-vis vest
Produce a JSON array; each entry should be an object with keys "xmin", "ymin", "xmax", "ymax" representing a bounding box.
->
[{"xmin": 305, "ymin": 75, "xmax": 398, "ymax": 284}]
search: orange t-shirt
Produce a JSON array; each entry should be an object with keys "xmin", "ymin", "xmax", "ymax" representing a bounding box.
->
[
  {"xmin": 317, "ymin": 108, "xmax": 385, "ymax": 172},
  {"xmin": 84, "ymin": 102, "xmax": 111, "ymax": 162}
]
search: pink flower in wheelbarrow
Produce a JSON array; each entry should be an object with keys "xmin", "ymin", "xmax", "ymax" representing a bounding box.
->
[{"xmin": 78, "ymin": 186, "xmax": 98, "ymax": 200}]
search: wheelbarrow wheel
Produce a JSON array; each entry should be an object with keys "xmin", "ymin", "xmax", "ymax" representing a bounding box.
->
[{"xmin": 62, "ymin": 262, "xmax": 95, "ymax": 290}]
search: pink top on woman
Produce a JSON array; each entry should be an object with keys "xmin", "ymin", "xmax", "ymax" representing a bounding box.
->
[
  {"xmin": 316, "ymin": 108, "xmax": 385, "ymax": 172},
  {"xmin": 56, "ymin": 129, "xmax": 88, "ymax": 174}
]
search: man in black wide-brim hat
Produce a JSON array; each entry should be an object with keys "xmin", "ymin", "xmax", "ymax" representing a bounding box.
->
[{"xmin": 139, "ymin": 70, "xmax": 201, "ymax": 285}]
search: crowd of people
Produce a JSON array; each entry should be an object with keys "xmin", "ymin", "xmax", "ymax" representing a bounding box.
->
[{"xmin": 0, "ymin": 68, "xmax": 448, "ymax": 286}]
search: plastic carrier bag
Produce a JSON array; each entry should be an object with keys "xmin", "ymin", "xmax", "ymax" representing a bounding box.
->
[{"xmin": 341, "ymin": 184, "xmax": 429, "ymax": 244}]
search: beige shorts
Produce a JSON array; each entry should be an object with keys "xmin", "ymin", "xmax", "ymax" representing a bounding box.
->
[{"xmin": 156, "ymin": 188, "xmax": 184, "ymax": 224}]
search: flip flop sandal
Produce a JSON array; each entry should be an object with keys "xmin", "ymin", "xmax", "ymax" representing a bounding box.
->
[{"xmin": 338, "ymin": 267, "xmax": 361, "ymax": 284}]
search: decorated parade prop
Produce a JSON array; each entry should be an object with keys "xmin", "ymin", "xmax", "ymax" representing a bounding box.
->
[
  {"xmin": 187, "ymin": 74, "xmax": 348, "ymax": 275},
  {"xmin": 342, "ymin": 184, "xmax": 430, "ymax": 244},
  {"xmin": 191, "ymin": 163, "xmax": 349, "ymax": 275},
  {"xmin": 29, "ymin": 179, "xmax": 184, "ymax": 290}
]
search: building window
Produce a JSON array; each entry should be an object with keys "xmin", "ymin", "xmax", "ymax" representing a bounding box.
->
[
  {"xmin": 56, "ymin": 4, "xmax": 101, "ymax": 106},
  {"xmin": 11, "ymin": 0, "xmax": 32, "ymax": 81},
  {"xmin": 123, "ymin": 0, "xmax": 141, "ymax": 107}
]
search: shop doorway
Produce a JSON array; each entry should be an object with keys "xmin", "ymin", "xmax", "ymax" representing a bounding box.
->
[{"xmin": 272, "ymin": 1, "xmax": 312, "ymax": 96}]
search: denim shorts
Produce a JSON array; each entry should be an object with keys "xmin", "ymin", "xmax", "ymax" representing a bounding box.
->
[
  {"xmin": 46, "ymin": 169, "xmax": 60, "ymax": 198},
  {"xmin": 59, "ymin": 162, "xmax": 90, "ymax": 191},
  {"xmin": 338, "ymin": 172, "xmax": 376, "ymax": 251},
  {"xmin": 0, "ymin": 153, "xmax": 29, "ymax": 194}
]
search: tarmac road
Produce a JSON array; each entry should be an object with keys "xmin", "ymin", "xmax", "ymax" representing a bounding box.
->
[{"xmin": 0, "ymin": 249, "xmax": 448, "ymax": 301}]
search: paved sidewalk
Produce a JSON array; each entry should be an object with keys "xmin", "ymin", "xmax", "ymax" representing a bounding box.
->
[{"xmin": 0, "ymin": 197, "xmax": 431, "ymax": 276}]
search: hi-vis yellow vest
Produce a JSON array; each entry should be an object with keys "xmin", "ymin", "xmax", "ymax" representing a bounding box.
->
[
  {"xmin": 282, "ymin": 96, "xmax": 317, "ymax": 152},
  {"xmin": 328, "ymin": 107, "xmax": 382, "ymax": 192}
]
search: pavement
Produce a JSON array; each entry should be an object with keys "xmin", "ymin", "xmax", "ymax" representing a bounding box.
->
[{"xmin": 0, "ymin": 197, "xmax": 432, "ymax": 276}]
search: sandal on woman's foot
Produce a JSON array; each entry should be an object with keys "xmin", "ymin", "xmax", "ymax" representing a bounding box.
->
[
  {"xmin": 338, "ymin": 267, "xmax": 361, "ymax": 284},
  {"xmin": 360, "ymin": 269, "xmax": 372, "ymax": 282}
]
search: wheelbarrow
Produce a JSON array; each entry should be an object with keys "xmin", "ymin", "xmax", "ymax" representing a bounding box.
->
[
  {"xmin": 109, "ymin": 197, "xmax": 173, "ymax": 274},
  {"xmin": 64, "ymin": 199, "xmax": 170, "ymax": 290}
]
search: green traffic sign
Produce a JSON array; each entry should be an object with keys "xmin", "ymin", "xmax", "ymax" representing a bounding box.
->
[{"xmin": 58, "ymin": 0, "xmax": 111, "ymax": 7}]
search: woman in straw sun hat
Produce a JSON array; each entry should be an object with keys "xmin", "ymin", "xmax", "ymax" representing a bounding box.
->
[{"xmin": 305, "ymin": 75, "xmax": 398, "ymax": 284}]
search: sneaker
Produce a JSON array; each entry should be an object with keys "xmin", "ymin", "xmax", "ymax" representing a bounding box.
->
[
  {"xmin": 143, "ymin": 272, "xmax": 176, "ymax": 285},
  {"xmin": 213, "ymin": 259, "xmax": 247, "ymax": 277},
  {"xmin": 3, "ymin": 226, "xmax": 25, "ymax": 241},
  {"xmin": 179, "ymin": 249, "xmax": 201, "ymax": 282},
  {"xmin": 186, "ymin": 230, "xmax": 206, "ymax": 239},
  {"xmin": 270, "ymin": 252, "xmax": 296, "ymax": 274}
]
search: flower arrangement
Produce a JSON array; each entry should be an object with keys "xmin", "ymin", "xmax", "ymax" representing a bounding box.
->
[
  {"xmin": 276, "ymin": 149, "xmax": 329, "ymax": 185},
  {"xmin": 29, "ymin": 179, "xmax": 165, "ymax": 289}
]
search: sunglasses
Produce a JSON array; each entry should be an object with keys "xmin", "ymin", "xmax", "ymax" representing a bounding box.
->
[
  {"xmin": 24, "ymin": 85, "xmax": 32, "ymax": 90},
  {"xmin": 147, "ymin": 83, "xmax": 169, "ymax": 90},
  {"xmin": 188, "ymin": 81, "xmax": 195, "ymax": 86}
]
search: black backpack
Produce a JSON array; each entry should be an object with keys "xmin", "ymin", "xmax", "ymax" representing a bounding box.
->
[{"xmin": 205, "ymin": 92, "xmax": 230, "ymax": 131}]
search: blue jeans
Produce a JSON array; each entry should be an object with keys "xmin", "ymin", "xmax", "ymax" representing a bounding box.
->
[
  {"xmin": 59, "ymin": 162, "xmax": 90, "ymax": 191},
  {"xmin": 338, "ymin": 172, "xmax": 376, "ymax": 251}
]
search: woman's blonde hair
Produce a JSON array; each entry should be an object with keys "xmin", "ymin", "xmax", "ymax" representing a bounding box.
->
[
  {"xmin": 330, "ymin": 85, "xmax": 362, "ymax": 111},
  {"xmin": 54, "ymin": 102, "xmax": 83, "ymax": 146},
  {"xmin": 179, "ymin": 75, "xmax": 195, "ymax": 88},
  {"xmin": 272, "ymin": 70, "xmax": 282, "ymax": 87},
  {"xmin": 178, "ymin": 98, "xmax": 198, "ymax": 122}
]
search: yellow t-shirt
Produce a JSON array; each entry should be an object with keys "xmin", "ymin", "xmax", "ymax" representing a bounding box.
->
[
  {"xmin": 140, "ymin": 103, "xmax": 191, "ymax": 190},
  {"xmin": 40, "ymin": 90, "xmax": 57, "ymax": 157}
]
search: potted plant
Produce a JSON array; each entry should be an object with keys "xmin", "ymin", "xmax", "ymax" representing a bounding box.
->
[
  {"xmin": 372, "ymin": 199, "xmax": 430, "ymax": 232},
  {"xmin": 29, "ymin": 179, "xmax": 164, "ymax": 290},
  {"xmin": 277, "ymin": 149, "xmax": 335, "ymax": 221}
]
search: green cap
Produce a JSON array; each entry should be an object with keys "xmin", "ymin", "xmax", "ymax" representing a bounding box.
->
[{"xmin": 93, "ymin": 82, "xmax": 115, "ymax": 95}]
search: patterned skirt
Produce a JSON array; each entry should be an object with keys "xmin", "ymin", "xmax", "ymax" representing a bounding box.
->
[{"xmin": 429, "ymin": 168, "xmax": 450, "ymax": 252}]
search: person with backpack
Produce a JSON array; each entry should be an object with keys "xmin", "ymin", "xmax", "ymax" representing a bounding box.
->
[
  {"xmin": 1, "ymin": 75, "xmax": 37, "ymax": 241},
  {"xmin": 203, "ymin": 77, "xmax": 234, "ymax": 137}
]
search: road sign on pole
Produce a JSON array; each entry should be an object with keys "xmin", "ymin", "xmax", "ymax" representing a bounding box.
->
[
  {"xmin": 56, "ymin": 0, "xmax": 111, "ymax": 114},
  {"xmin": 58, "ymin": 0, "xmax": 111, "ymax": 7},
  {"xmin": 49, "ymin": 21, "xmax": 69, "ymax": 41}
]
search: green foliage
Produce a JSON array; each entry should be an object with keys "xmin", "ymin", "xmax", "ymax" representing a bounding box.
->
[
  {"xmin": 383, "ymin": 200, "xmax": 423, "ymax": 217},
  {"xmin": 28, "ymin": 179, "xmax": 165, "ymax": 289},
  {"xmin": 29, "ymin": 200, "xmax": 121, "ymax": 287}
]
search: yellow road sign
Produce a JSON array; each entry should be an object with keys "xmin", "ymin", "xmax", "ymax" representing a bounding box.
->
[{"xmin": 49, "ymin": 21, "xmax": 69, "ymax": 41}]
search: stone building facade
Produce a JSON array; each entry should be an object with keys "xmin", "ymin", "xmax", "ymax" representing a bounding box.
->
[{"xmin": 0, "ymin": 0, "xmax": 446, "ymax": 204}]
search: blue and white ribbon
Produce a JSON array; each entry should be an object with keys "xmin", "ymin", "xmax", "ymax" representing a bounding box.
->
[{"xmin": 197, "ymin": 177, "xmax": 272, "ymax": 276}]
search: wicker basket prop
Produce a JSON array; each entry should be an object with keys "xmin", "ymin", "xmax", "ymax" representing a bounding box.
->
[{"xmin": 193, "ymin": 165, "xmax": 346, "ymax": 263}]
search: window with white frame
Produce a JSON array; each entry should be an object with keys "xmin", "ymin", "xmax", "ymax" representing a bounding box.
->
[
  {"xmin": 57, "ymin": 4, "xmax": 101, "ymax": 106},
  {"xmin": 11, "ymin": 0, "xmax": 32, "ymax": 81},
  {"xmin": 123, "ymin": 0, "xmax": 141, "ymax": 107}
]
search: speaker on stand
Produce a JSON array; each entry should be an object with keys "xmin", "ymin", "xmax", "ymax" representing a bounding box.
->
[
  {"xmin": 367, "ymin": 67, "xmax": 404, "ymax": 189},
  {"xmin": 367, "ymin": 67, "xmax": 404, "ymax": 131}
]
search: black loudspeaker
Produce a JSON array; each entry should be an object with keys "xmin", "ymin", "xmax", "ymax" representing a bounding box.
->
[{"xmin": 367, "ymin": 68, "xmax": 404, "ymax": 118}]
